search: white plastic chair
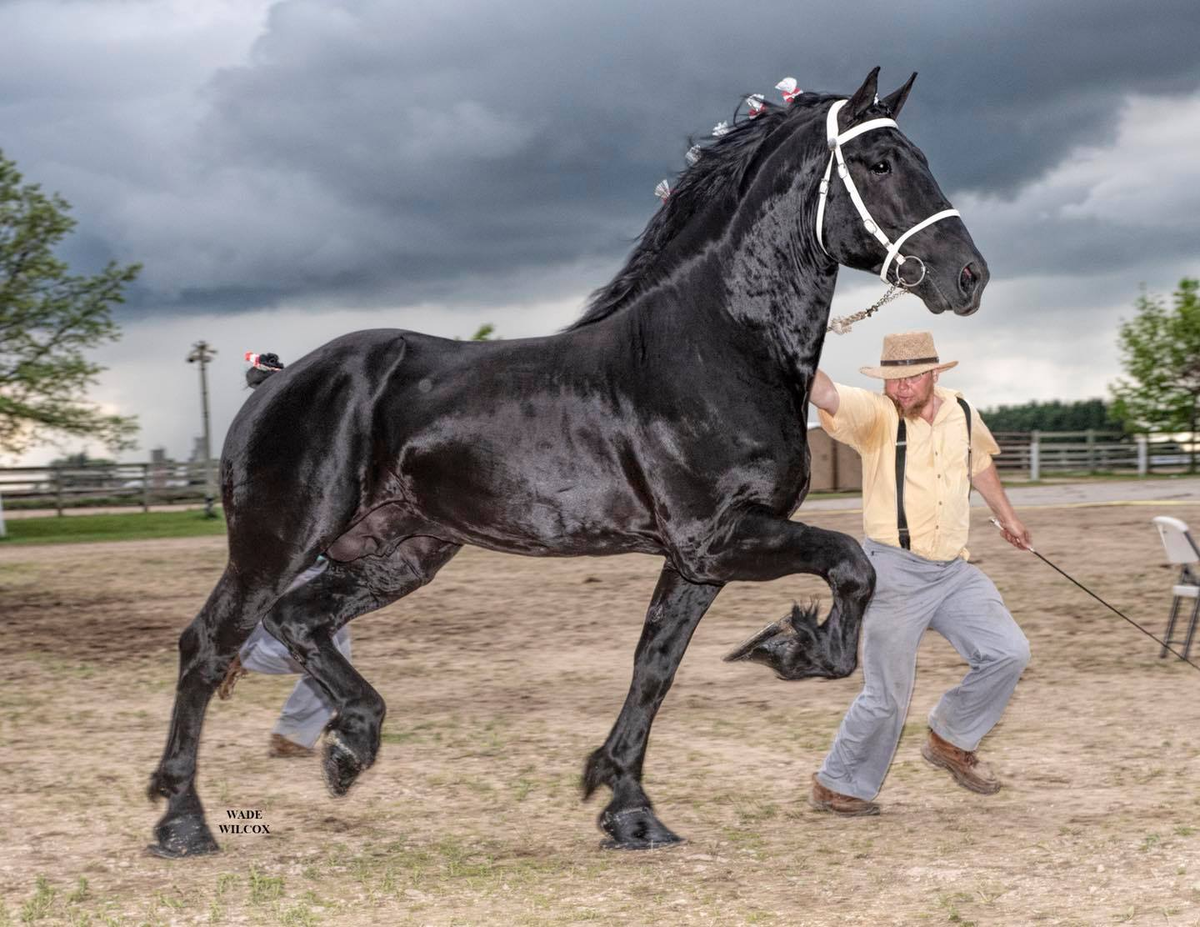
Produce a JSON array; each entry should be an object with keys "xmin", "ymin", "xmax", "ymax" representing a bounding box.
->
[{"xmin": 1152, "ymin": 516, "xmax": 1200, "ymax": 659}]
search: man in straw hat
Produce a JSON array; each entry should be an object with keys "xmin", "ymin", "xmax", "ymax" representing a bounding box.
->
[{"xmin": 804, "ymin": 330, "xmax": 1031, "ymax": 815}]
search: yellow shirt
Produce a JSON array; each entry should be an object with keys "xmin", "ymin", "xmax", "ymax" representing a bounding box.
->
[{"xmin": 818, "ymin": 384, "xmax": 1000, "ymax": 561}]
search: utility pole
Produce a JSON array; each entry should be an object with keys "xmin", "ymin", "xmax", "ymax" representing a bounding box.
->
[{"xmin": 186, "ymin": 340, "xmax": 218, "ymax": 518}]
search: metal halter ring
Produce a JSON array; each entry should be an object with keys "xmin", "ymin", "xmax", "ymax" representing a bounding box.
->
[{"xmin": 894, "ymin": 255, "xmax": 927, "ymax": 289}]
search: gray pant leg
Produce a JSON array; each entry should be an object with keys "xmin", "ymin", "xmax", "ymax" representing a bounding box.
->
[
  {"xmin": 273, "ymin": 627, "xmax": 352, "ymax": 748},
  {"xmin": 237, "ymin": 559, "xmax": 331, "ymax": 673},
  {"xmin": 239, "ymin": 624, "xmax": 302, "ymax": 674},
  {"xmin": 817, "ymin": 542, "xmax": 942, "ymax": 801},
  {"xmin": 927, "ymin": 563, "xmax": 1030, "ymax": 752}
]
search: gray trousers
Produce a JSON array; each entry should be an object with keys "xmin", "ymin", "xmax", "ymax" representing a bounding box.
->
[
  {"xmin": 817, "ymin": 538, "xmax": 1030, "ymax": 801},
  {"xmin": 239, "ymin": 624, "xmax": 352, "ymax": 749}
]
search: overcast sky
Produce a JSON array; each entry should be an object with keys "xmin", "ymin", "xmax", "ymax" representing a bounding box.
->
[{"xmin": 3, "ymin": 0, "xmax": 1199, "ymax": 465}]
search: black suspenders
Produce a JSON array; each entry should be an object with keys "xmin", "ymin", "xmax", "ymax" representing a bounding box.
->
[{"xmin": 896, "ymin": 397, "xmax": 972, "ymax": 551}]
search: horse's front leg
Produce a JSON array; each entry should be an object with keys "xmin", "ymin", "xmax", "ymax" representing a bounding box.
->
[
  {"xmin": 714, "ymin": 509, "xmax": 876, "ymax": 680},
  {"xmin": 583, "ymin": 564, "xmax": 721, "ymax": 850}
]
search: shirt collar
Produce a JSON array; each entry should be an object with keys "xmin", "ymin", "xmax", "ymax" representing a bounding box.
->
[{"xmin": 930, "ymin": 385, "xmax": 963, "ymax": 426}]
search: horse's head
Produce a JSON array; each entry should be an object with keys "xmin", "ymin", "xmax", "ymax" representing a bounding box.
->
[{"xmin": 816, "ymin": 68, "xmax": 988, "ymax": 316}]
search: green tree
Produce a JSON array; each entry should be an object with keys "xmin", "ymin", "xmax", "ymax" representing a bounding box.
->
[
  {"xmin": 979, "ymin": 398, "xmax": 1119, "ymax": 433},
  {"xmin": 453, "ymin": 324, "xmax": 497, "ymax": 341},
  {"xmin": 0, "ymin": 150, "xmax": 140, "ymax": 455},
  {"xmin": 1110, "ymin": 278, "xmax": 1200, "ymax": 472}
]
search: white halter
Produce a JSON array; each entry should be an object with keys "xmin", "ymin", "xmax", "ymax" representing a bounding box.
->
[{"xmin": 815, "ymin": 99, "xmax": 961, "ymax": 285}]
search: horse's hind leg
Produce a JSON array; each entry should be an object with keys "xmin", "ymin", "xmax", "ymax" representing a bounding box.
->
[
  {"xmin": 583, "ymin": 565, "xmax": 721, "ymax": 849},
  {"xmin": 261, "ymin": 536, "xmax": 461, "ymax": 797},
  {"xmin": 147, "ymin": 568, "xmax": 262, "ymax": 858}
]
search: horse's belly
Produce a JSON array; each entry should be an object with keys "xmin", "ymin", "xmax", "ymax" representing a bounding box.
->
[
  {"xmin": 385, "ymin": 434, "xmax": 658, "ymax": 555},
  {"xmin": 409, "ymin": 481, "xmax": 663, "ymax": 556}
]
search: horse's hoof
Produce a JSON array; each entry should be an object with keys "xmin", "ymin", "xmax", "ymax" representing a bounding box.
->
[
  {"xmin": 724, "ymin": 615, "xmax": 795, "ymax": 664},
  {"xmin": 148, "ymin": 816, "xmax": 219, "ymax": 859},
  {"xmin": 598, "ymin": 806, "xmax": 685, "ymax": 851},
  {"xmin": 724, "ymin": 604, "xmax": 822, "ymax": 680},
  {"xmin": 323, "ymin": 733, "xmax": 364, "ymax": 797}
]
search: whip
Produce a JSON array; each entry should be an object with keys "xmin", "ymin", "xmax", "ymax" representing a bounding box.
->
[{"xmin": 989, "ymin": 517, "xmax": 1200, "ymax": 674}]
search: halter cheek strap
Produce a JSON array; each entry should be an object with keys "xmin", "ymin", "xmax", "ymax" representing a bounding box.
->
[{"xmin": 815, "ymin": 99, "xmax": 961, "ymax": 284}]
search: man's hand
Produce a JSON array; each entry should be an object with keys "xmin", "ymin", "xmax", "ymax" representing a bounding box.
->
[{"xmin": 994, "ymin": 515, "xmax": 1032, "ymax": 551}]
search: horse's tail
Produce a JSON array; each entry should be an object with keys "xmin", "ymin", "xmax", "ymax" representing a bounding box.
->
[{"xmin": 244, "ymin": 351, "xmax": 284, "ymax": 389}]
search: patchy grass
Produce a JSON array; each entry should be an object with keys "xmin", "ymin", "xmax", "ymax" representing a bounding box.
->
[{"xmin": 0, "ymin": 509, "xmax": 227, "ymax": 546}]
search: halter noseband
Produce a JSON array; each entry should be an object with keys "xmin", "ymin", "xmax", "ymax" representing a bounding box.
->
[{"xmin": 815, "ymin": 99, "xmax": 961, "ymax": 286}]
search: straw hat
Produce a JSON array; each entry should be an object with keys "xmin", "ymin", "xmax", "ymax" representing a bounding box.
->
[{"xmin": 860, "ymin": 331, "xmax": 958, "ymax": 380}]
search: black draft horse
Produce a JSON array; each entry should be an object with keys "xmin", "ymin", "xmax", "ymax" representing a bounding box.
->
[{"xmin": 148, "ymin": 68, "xmax": 989, "ymax": 857}]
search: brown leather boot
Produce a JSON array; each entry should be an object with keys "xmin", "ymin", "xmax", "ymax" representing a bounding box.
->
[
  {"xmin": 921, "ymin": 730, "xmax": 1001, "ymax": 794},
  {"xmin": 268, "ymin": 734, "xmax": 314, "ymax": 758},
  {"xmin": 217, "ymin": 655, "xmax": 247, "ymax": 701},
  {"xmin": 808, "ymin": 773, "xmax": 880, "ymax": 816}
]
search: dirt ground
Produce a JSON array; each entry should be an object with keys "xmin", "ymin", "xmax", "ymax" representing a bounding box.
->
[{"xmin": 3, "ymin": 498, "xmax": 1200, "ymax": 926}]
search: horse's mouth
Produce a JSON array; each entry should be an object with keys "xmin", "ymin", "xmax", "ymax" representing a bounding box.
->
[{"xmin": 921, "ymin": 262, "xmax": 986, "ymax": 316}]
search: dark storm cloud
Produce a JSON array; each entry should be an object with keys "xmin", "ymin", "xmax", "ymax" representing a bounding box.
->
[{"xmin": 2, "ymin": 0, "xmax": 1199, "ymax": 317}]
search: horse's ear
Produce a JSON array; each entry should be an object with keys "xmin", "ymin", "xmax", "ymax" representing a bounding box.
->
[
  {"xmin": 880, "ymin": 72, "xmax": 918, "ymax": 119},
  {"xmin": 846, "ymin": 66, "xmax": 881, "ymax": 119}
]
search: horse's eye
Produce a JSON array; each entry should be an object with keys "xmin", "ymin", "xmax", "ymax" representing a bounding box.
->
[{"xmin": 870, "ymin": 160, "xmax": 891, "ymax": 175}]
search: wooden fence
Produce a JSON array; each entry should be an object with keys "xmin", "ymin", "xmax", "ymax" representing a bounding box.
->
[
  {"xmin": 809, "ymin": 428, "xmax": 1196, "ymax": 490},
  {"xmin": 992, "ymin": 431, "xmax": 1196, "ymax": 479},
  {"xmin": 0, "ymin": 461, "xmax": 213, "ymax": 515}
]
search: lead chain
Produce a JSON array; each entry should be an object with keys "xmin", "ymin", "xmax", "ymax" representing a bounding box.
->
[{"xmin": 826, "ymin": 283, "xmax": 910, "ymax": 335}]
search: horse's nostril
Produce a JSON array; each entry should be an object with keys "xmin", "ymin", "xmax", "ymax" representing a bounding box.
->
[{"xmin": 959, "ymin": 263, "xmax": 978, "ymax": 294}]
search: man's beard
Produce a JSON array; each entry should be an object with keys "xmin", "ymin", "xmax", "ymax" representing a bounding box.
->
[{"xmin": 888, "ymin": 386, "xmax": 934, "ymax": 421}]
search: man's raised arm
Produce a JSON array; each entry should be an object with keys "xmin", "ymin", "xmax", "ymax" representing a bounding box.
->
[{"xmin": 809, "ymin": 369, "xmax": 840, "ymax": 416}]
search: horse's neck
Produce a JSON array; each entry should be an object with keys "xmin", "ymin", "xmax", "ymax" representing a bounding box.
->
[{"xmin": 719, "ymin": 203, "xmax": 838, "ymax": 381}]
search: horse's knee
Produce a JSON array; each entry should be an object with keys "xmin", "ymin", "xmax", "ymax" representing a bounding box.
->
[
  {"xmin": 176, "ymin": 620, "xmax": 232, "ymax": 686},
  {"xmin": 829, "ymin": 546, "xmax": 875, "ymax": 605}
]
